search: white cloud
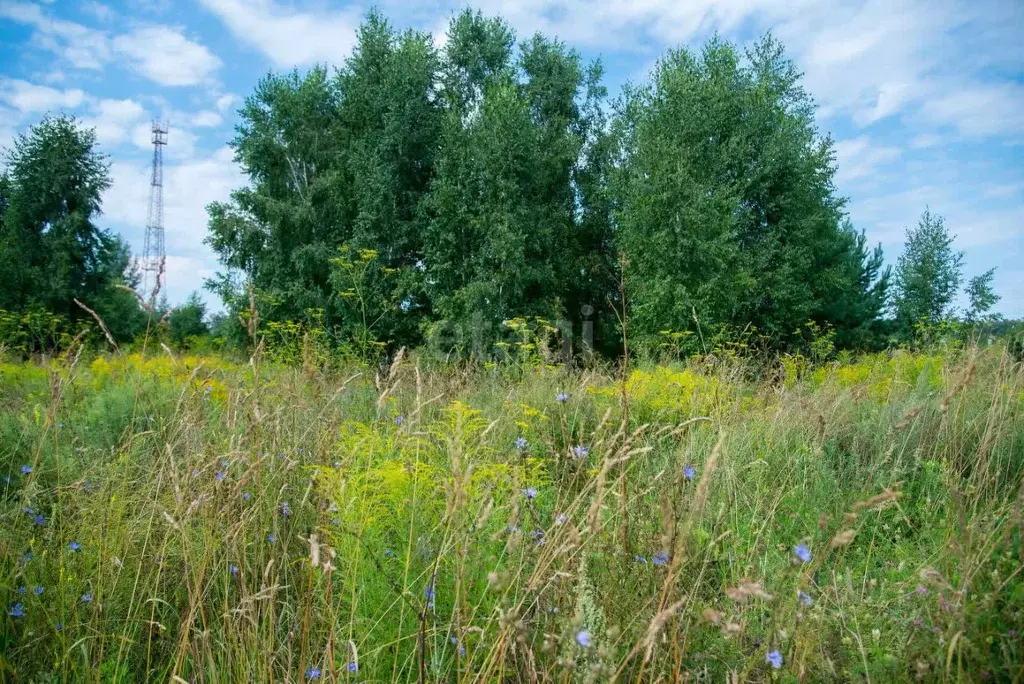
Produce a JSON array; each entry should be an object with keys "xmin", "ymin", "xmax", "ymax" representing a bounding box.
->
[
  {"xmin": 909, "ymin": 134, "xmax": 942, "ymax": 149},
  {"xmin": 113, "ymin": 26, "xmax": 222, "ymax": 86},
  {"xmin": 849, "ymin": 183, "xmax": 1022, "ymax": 249},
  {"xmin": 0, "ymin": 105, "xmax": 18, "ymax": 152},
  {"xmin": 83, "ymin": 98, "xmax": 148, "ymax": 146},
  {"xmin": 42, "ymin": 69, "xmax": 66, "ymax": 84},
  {"xmin": 409, "ymin": 0, "xmax": 1021, "ymax": 141},
  {"xmin": 921, "ymin": 83, "xmax": 1024, "ymax": 138},
  {"xmin": 80, "ymin": 1, "xmax": 115, "ymax": 22},
  {"xmin": 190, "ymin": 110, "xmax": 222, "ymax": 127},
  {"xmin": 163, "ymin": 255, "xmax": 218, "ymax": 303},
  {"xmin": 105, "ymin": 147, "xmax": 243, "ymax": 251},
  {"xmin": 0, "ymin": 1, "xmax": 111, "ymax": 69},
  {"xmin": 982, "ymin": 183, "xmax": 1023, "ymax": 201},
  {"xmin": 215, "ymin": 93, "xmax": 238, "ymax": 113},
  {"xmin": 198, "ymin": 0, "xmax": 361, "ymax": 67},
  {"xmin": 832, "ymin": 136, "xmax": 901, "ymax": 187},
  {"xmin": 1, "ymin": 3, "xmax": 221, "ymax": 87},
  {"xmin": 0, "ymin": 78, "xmax": 85, "ymax": 113}
]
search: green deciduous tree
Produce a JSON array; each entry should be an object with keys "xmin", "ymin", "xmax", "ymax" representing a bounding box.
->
[
  {"xmin": 206, "ymin": 11, "xmax": 440, "ymax": 351},
  {"xmin": 0, "ymin": 115, "xmax": 144, "ymax": 343},
  {"xmin": 422, "ymin": 11, "xmax": 614, "ymax": 353},
  {"xmin": 168, "ymin": 292, "xmax": 210, "ymax": 348},
  {"xmin": 891, "ymin": 208, "xmax": 964, "ymax": 335},
  {"xmin": 612, "ymin": 36, "xmax": 888, "ymax": 350},
  {"xmin": 208, "ymin": 13, "xmax": 916, "ymax": 358},
  {"xmin": 964, "ymin": 268, "xmax": 1000, "ymax": 323}
]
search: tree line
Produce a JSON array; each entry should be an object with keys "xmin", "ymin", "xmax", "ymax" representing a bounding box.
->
[{"xmin": 0, "ymin": 9, "xmax": 1006, "ymax": 358}]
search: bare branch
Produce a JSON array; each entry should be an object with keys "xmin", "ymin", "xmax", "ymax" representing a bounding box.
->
[{"xmin": 73, "ymin": 298, "xmax": 120, "ymax": 353}]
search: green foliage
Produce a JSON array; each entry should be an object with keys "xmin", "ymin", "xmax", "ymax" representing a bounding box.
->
[
  {"xmin": 207, "ymin": 9, "xmax": 616, "ymax": 358},
  {"xmin": 965, "ymin": 268, "xmax": 1000, "ymax": 323},
  {"xmin": 167, "ymin": 292, "xmax": 210, "ymax": 348},
  {"xmin": 892, "ymin": 208, "xmax": 965, "ymax": 336},
  {"xmin": 0, "ymin": 114, "xmax": 145, "ymax": 347},
  {"xmin": 612, "ymin": 37, "xmax": 889, "ymax": 351},
  {"xmin": 423, "ymin": 13, "xmax": 613, "ymax": 353},
  {"xmin": 205, "ymin": 12, "xmax": 440, "ymax": 350},
  {"xmin": 329, "ymin": 246, "xmax": 400, "ymax": 360},
  {"xmin": 0, "ymin": 308, "xmax": 79, "ymax": 354}
]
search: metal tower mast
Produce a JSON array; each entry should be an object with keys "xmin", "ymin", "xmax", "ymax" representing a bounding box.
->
[{"xmin": 141, "ymin": 121, "xmax": 168, "ymax": 306}]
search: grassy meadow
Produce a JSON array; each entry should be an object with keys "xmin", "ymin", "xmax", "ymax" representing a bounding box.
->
[{"xmin": 1, "ymin": 344, "xmax": 1023, "ymax": 682}]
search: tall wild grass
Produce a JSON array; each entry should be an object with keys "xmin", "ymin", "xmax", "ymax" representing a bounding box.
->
[{"xmin": 1, "ymin": 344, "xmax": 1022, "ymax": 681}]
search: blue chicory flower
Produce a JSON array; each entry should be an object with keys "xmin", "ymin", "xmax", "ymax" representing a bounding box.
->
[
  {"xmin": 34, "ymin": 586, "xmax": 43, "ymax": 595},
  {"xmin": 69, "ymin": 542, "xmax": 81, "ymax": 552},
  {"xmin": 522, "ymin": 487, "xmax": 537, "ymax": 500},
  {"xmin": 653, "ymin": 551, "xmax": 669, "ymax": 566},
  {"xmin": 793, "ymin": 544, "xmax": 812, "ymax": 564},
  {"xmin": 766, "ymin": 650, "xmax": 783, "ymax": 669},
  {"xmin": 556, "ymin": 392, "xmax": 569, "ymax": 403},
  {"xmin": 573, "ymin": 445, "xmax": 589, "ymax": 459},
  {"xmin": 575, "ymin": 631, "xmax": 591, "ymax": 648},
  {"xmin": 21, "ymin": 465, "xmax": 32, "ymax": 475},
  {"xmin": 515, "ymin": 437, "xmax": 528, "ymax": 450},
  {"xmin": 305, "ymin": 667, "xmax": 321, "ymax": 680},
  {"xmin": 798, "ymin": 590, "xmax": 812, "ymax": 606},
  {"xmin": 9, "ymin": 603, "xmax": 24, "ymax": 618},
  {"xmin": 81, "ymin": 593, "xmax": 92, "ymax": 604}
]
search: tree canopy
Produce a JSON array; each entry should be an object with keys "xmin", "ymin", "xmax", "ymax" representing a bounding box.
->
[
  {"xmin": 204, "ymin": 12, "xmax": 903, "ymax": 357},
  {"xmin": 612, "ymin": 37, "xmax": 890, "ymax": 349},
  {"xmin": 0, "ymin": 115, "xmax": 145, "ymax": 344},
  {"xmin": 3, "ymin": 9, "xmax": 1006, "ymax": 358},
  {"xmin": 891, "ymin": 208, "xmax": 964, "ymax": 335}
]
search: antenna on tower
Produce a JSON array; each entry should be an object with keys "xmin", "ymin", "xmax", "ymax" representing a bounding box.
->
[{"xmin": 141, "ymin": 120, "xmax": 168, "ymax": 307}]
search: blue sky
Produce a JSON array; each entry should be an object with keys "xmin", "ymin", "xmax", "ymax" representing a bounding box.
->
[{"xmin": 1, "ymin": 0, "xmax": 1022, "ymax": 316}]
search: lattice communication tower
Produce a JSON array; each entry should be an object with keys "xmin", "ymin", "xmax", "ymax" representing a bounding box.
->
[{"xmin": 141, "ymin": 121, "xmax": 168, "ymax": 305}]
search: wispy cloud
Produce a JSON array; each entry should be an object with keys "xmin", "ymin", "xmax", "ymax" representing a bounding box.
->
[
  {"xmin": 113, "ymin": 26, "xmax": 222, "ymax": 87},
  {"xmin": 921, "ymin": 82, "xmax": 1024, "ymax": 138},
  {"xmin": 832, "ymin": 136, "xmax": 902, "ymax": 187},
  {"xmin": 1, "ymin": 1, "xmax": 110, "ymax": 69},
  {"xmin": 1, "ymin": 2, "xmax": 222, "ymax": 87},
  {"xmin": 0, "ymin": 78, "xmax": 86, "ymax": 113},
  {"xmin": 83, "ymin": 98, "xmax": 147, "ymax": 146},
  {"xmin": 198, "ymin": 0, "xmax": 362, "ymax": 67}
]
